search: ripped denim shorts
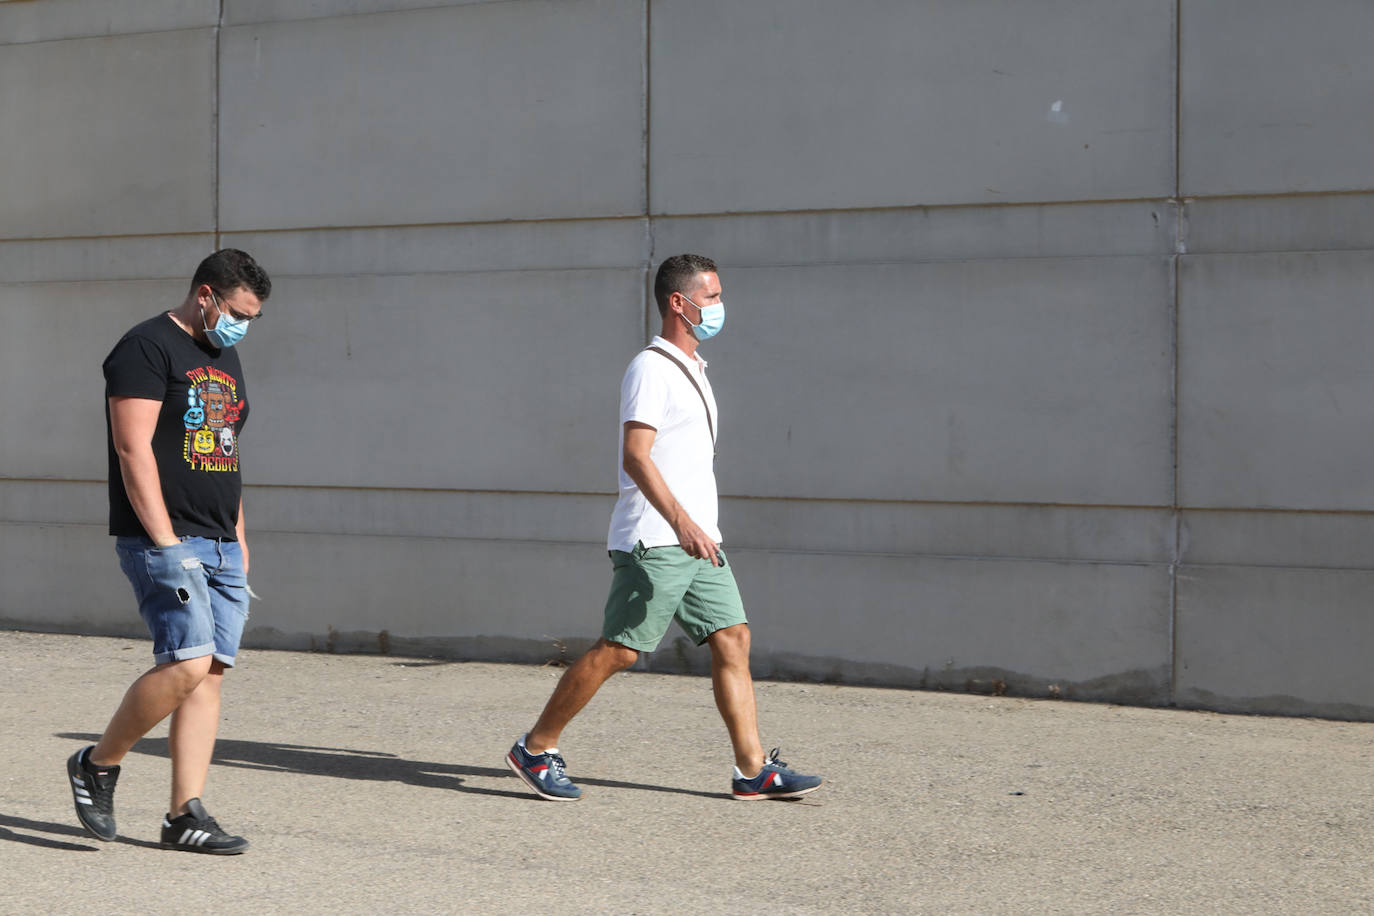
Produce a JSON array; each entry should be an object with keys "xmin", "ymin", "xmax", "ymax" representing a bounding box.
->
[{"xmin": 114, "ymin": 536, "xmax": 249, "ymax": 667}]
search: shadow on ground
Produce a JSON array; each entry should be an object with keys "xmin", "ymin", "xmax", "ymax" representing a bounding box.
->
[
  {"xmin": 0, "ymin": 812, "xmax": 161, "ymax": 852},
  {"xmin": 55, "ymin": 732, "xmax": 721, "ymax": 801}
]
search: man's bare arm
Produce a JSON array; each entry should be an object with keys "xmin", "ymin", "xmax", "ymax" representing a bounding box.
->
[
  {"xmin": 622, "ymin": 421, "xmax": 720, "ymax": 566},
  {"xmin": 235, "ymin": 497, "xmax": 249, "ymax": 574},
  {"xmin": 108, "ymin": 396, "xmax": 179, "ymax": 547}
]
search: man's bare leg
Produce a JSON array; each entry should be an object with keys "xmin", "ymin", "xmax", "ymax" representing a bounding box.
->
[
  {"xmin": 706, "ymin": 624, "xmax": 766, "ymax": 775},
  {"xmin": 708, "ymin": 623, "xmax": 763, "ymax": 774},
  {"xmin": 168, "ymin": 661, "xmax": 225, "ymax": 815},
  {"xmin": 90, "ymin": 656, "xmax": 214, "ymax": 767},
  {"xmin": 525, "ymin": 639, "xmax": 638, "ymax": 754},
  {"xmin": 711, "ymin": 623, "xmax": 825, "ymax": 799}
]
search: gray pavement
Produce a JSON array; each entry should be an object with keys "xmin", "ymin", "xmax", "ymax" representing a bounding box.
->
[{"xmin": 2, "ymin": 629, "xmax": 1372, "ymax": 914}]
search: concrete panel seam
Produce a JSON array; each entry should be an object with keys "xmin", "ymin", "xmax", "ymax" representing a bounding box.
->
[
  {"xmin": 1180, "ymin": 245, "xmax": 1374, "ymax": 260},
  {"xmin": 1179, "ymin": 506, "xmax": 1374, "ymax": 518},
  {"xmin": 24, "ymin": 479, "xmax": 1374, "ymax": 517},
  {"xmin": 0, "ymin": 26, "xmax": 213, "ymax": 50},
  {"xmin": 1169, "ymin": 0, "xmax": 1182, "ymax": 713},
  {"xmin": 214, "ymin": 0, "xmax": 223, "ymax": 248},
  {"xmin": 213, "ymin": 214, "xmax": 652, "ymax": 240},
  {"xmin": 641, "ymin": 0, "xmax": 654, "ymax": 342},
  {"xmin": 241, "ymin": 264, "xmax": 652, "ymax": 281},
  {"xmin": 243, "ymin": 485, "xmax": 616, "ymax": 498},
  {"xmin": 247, "ymin": 529, "xmax": 608, "ymax": 547},
  {"xmin": 0, "ymin": 231, "xmax": 217, "ymax": 245},
  {"xmin": 1172, "ymin": 0, "xmax": 1182, "ymax": 205},
  {"xmin": 1182, "ymin": 189, "xmax": 1374, "ymax": 203},
  {"xmin": 648, "ymin": 197, "xmax": 1180, "ymax": 221},
  {"xmin": 641, "ymin": 0, "xmax": 651, "ymax": 219},
  {"xmin": 1169, "ymin": 207, "xmax": 1182, "ymax": 707},
  {"xmin": 225, "ymin": 0, "xmax": 533, "ymax": 29},
  {"xmin": 1, "ymin": 521, "xmax": 105, "ymax": 531},
  {"xmin": 690, "ymin": 252, "xmax": 1175, "ymax": 270},
  {"xmin": 0, "ymin": 276, "xmax": 208, "ymax": 290},
  {"xmin": 724, "ymin": 495, "xmax": 1174, "ymax": 511},
  {"xmin": 714, "ymin": 546, "xmax": 1171, "ymax": 569},
  {"xmin": 1178, "ymin": 560, "xmax": 1374, "ymax": 574}
]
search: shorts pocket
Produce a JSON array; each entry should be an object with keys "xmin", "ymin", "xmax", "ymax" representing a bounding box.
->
[{"xmin": 142, "ymin": 544, "xmax": 203, "ymax": 604}]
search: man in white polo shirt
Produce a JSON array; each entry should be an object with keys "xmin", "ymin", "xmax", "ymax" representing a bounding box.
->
[{"xmin": 505, "ymin": 254, "xmax": 823, "ymax": 801}]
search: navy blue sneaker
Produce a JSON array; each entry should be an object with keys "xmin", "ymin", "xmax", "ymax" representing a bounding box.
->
[
  {"xmin": 67, "ymin": 745, "xmax": 119, "ymax": 840},
  {"xmin": 732, "ymin": 748, "xmax": 823, "ymax": 800},
  {"xmin": 505, "ymin": 737, "xmax": 582, "ymax": 801}
]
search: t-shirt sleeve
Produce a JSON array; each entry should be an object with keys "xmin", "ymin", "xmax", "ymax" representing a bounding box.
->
[
  {"xmin": 621, "ymin": 355, "xmax": 672, "ymax": 430},
  {"xmin": 103, "ymin": 334, "xmax": 171, "ymax": 401}
]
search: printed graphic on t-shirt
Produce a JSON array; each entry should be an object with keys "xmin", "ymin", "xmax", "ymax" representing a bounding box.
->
[{"xmin": 181, "ymin": 366, "xmax": 244, "ymax": 471}]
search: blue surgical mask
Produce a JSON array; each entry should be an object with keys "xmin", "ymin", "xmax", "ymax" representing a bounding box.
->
[
  {"xmin": 204, "ymin": 291, "xmax": 250, "ymax": 348},
  {"xmin": 680, "ymin": 294, "xmax": 725, "ymax": 341}
]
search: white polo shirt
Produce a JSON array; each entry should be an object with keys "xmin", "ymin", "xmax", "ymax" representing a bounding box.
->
[{"xmin": 607, "ymin": 336, "xmax": 721, "ymax": 552}]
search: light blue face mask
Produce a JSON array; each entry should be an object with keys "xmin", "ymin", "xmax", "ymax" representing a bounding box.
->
[
  {"xmin": 204, "ymin": 291, "xmax": 251, "ymax": 348},
  {"xmin": 680, "ymin": 293, "xmax": 725, "ymax": 341}
]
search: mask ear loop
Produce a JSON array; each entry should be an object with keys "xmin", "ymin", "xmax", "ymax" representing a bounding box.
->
[
  {"xmin": 677, "ymin": 292, "xmax": 703, "ymax": 332},
  {"xmin": 202, "ymin": 290, "xmax": 217, "ymax": 337}
]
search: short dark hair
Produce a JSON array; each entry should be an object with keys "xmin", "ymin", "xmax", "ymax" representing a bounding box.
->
[
  {"xmin": 653, "ymin": 253, "xmax": 717, "ymax": 317},
  {"xmin": 190, "ymin": 248, "xmax": 271, "ymax": 301}
]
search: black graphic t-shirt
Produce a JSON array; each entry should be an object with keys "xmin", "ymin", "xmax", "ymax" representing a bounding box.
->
[{"xmin": 103, "ymin": 313, "xmax": 250, "ymax": 539}]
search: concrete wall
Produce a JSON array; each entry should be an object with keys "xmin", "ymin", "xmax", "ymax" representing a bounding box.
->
[{"xmin": 3, "ymin": 1, "xmax": 1372, "ymax": 718}]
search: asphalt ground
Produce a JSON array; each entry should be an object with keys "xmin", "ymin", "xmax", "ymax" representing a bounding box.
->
[{"xmin": 2, "ymin": 629, "xmax": 1372, "ymax": 914}]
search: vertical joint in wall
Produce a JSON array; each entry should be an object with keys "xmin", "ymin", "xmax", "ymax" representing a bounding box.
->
[
  {"xmin": 212, "ymin": 0, "xmax": 225, "ymax": 250},
  {"xmin": 642, "ymin": 0, "xmax": 654, "ymax": 343}
]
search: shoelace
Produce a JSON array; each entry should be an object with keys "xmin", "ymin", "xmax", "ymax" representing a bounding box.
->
[
  {"xmin": 547, "ymin": 753, "xmax": 570, "ymax": 783},
  {"xmin": 86, "ymin": 768, "xmax": 117, "ymax": 805},
  {"xmin": 762, "ymin": 748, "xmax": 793, "ymax": 774}
]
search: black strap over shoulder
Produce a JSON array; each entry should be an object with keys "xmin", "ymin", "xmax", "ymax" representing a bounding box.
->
[{"xmin": 646, "ymin": 346, "xmax": 716, "ymax": 450}]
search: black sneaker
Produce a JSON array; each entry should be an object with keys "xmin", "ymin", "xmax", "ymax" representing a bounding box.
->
[
  {"xmin": 66, "ymin": 745, "xmax": 119, "ymax": 841},
  {"xmin": 160, "ymin": 798, "xmax": 249, "ymax": 855}
]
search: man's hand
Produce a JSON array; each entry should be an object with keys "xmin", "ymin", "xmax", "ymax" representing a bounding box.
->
[{"xmin": 672, "ymin": 514, "xmax": 722, "ymax": 566}]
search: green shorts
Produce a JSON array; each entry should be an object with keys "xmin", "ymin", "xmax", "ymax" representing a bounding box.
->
[{"xmin": 602, "ymin": 542, "xmax": 748, "ymax": 652}]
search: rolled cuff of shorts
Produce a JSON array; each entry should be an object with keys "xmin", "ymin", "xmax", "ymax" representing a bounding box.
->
[{"xmin": 153, "ymin": 641, "xmax": 218, "ymax": 666}]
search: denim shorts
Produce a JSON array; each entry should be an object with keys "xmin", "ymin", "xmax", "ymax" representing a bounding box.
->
[
  {"xmin": 115, "ymin": 536, "xmax": 249, "ymax": 667},
  {"xmin": 602, "ymin": 542, "xmax": 748, "ymax": 652}
]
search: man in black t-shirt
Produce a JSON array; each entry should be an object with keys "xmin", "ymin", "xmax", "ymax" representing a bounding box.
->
[{"xmin": 66, "ymin": 249, "xmax": 271, "ymax": 855}]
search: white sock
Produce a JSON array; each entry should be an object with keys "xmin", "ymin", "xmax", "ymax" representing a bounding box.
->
[{"xmin": 519, "ymin": 735, "xmax": 556, "ymax": 755}]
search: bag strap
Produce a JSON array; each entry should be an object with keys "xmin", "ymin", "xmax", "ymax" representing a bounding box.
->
[{"xmin": 646, "ymin": 346, "xmax": 716, "ymax": 448}]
